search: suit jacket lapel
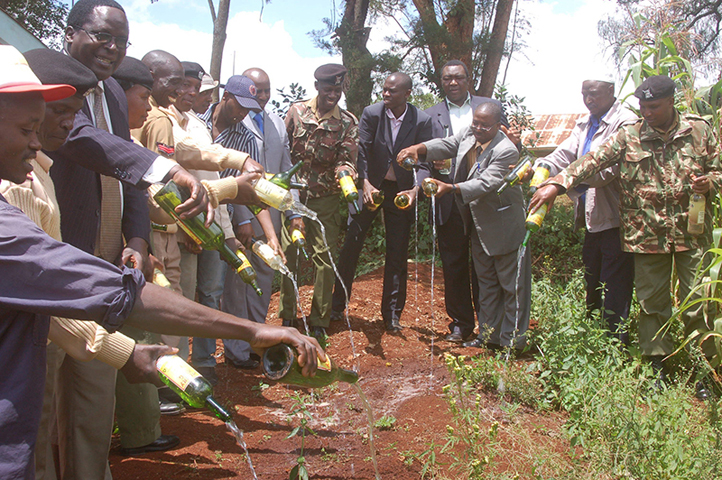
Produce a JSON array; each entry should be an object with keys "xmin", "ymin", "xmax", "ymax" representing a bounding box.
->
[{"xmin": 392, "ymin": 104, "xmax": 415, "ymax": 153}]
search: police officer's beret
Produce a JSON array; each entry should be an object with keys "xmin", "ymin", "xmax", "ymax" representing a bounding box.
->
[
  {"xmin": 314, "ymin": 63, "xmax": 347, "ymax": 85},
  {"xmin": 181, "ymin": 61, "xmax": 205, "ymax": 81},
  {"xmin": 634, "ymin": 75, "xmax": 675, "ymax": 101},
  {"xmin": 112, "ymin": 57, "xmax": 153, "ymax": 91},
  {"xmin": 23, "ymin": 48, "xmax": 98, "ymax": 96}
]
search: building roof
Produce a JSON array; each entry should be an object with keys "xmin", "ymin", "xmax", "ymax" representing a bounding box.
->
[{"xmin": 522, "ymin": 113, "xmax": 586, "ymax": 156}]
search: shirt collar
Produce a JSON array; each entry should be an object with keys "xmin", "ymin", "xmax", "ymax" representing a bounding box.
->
[
  {"xmin": 166, "ymin": 104, "xmax": 188, "ymax": 128},
  {"xmin": 385, "ymin": 104, "xmax": 408, "ymax": 122},
  {"xmin": 446, "ymin": 93, "xmax": 471, "ymax": 110},
  {"xmin": 35, "ymin": 151, "xmax": 53, "ymax": 173},
  {"xmin": 307, "ymin": 96, "xmax": 341, "ymax": 121}
]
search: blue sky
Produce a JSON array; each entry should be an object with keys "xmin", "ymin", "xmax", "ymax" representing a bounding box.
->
[{"xmin": 58, "ymin": 0, "xmax": 629, "ymax": 114}]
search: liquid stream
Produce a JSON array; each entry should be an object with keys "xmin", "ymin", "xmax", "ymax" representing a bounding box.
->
[
  {"xmin": 429, "ymin": 196, "xmax": 436, "ymax": 380},
  {"xmin": 353, "ymin": 383, "xmax": 381, "ymax": 480},
  {"xmin": 226, "ymin": 420, "xmax": 259, "ymax": 480}
]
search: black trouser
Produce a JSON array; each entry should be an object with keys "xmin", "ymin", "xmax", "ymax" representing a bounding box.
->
[
  {"xmin": 332, "ymin": 180, "xmax": 413, "ymax": 324},
  {"xmin": 438, "ymin": 200, "xmax": 478, "ymax": 336},
  {"xmin": 582, "ymin": 227, "xmax": 634, "ymax": 343}
]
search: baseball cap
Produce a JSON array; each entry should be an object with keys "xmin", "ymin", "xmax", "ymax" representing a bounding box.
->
[
  {"xmin": 223, "ymin": 75, "xmax": 261, "ymax": 111},
  {"xmin": 0, "ymin": 45, "xmax": 75, "ymax": 101},
  {"xmin": 199, "ymin": 73, "xmax": 218, "ymax": 93}
]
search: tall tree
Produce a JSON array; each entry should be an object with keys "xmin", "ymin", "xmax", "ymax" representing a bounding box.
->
[
  {"xmin": 207, "ymin": 0, "xmax": 231, "ymax": 102},
  {"xmin": 478, "ymin": 0, "xmax": 514, "ymax": 97},
  {"xmin": 1, "ymin": 0, "xmax": 68, "ymax": 49}
]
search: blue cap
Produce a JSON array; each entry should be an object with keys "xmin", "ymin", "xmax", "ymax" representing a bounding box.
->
[{"xmin": 223, "ymin": 75, "xmax": 261, "ymax": 112}]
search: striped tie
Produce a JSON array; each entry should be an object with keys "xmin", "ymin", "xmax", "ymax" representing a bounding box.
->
[{"xmin": 93, "ymin": 86, "xmax": 123, "ymax": 262}]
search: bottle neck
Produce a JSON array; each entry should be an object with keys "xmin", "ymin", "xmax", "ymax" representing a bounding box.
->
[
  {"xmin": 219, "ymin": 242, "xmax": 244, "ymax": 272},
  {"xmin": 338, "ymin": 368, "xmax": 359, "ymax": 384},
  {"xmin": 205, "ymin": 395, "xmax": 233, "ymax": 423}
]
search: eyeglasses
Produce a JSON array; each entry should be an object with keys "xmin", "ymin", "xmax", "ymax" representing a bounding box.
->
[
  {"xmin": 76, "ymin": 27, "xmax": 131, "ymax": 50},
  {"xmin": 441, "ymin": 75, "xmax": 467, "ymax": 83},
  {"xmin": 471, "ymin": 122, "xmax": 497, "ymax": 132}
]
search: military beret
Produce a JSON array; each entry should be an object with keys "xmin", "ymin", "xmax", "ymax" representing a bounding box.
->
[
  {"xmin": 23, "ymin": 48, "xmax": 98, "ymax": 96},
  {"xmin": 634, "ymin": 75, "xmax": 675, "ymax": 101},
  {"xmin": 314, "ymin": 63, "xmax": 346, "ymax": 85},
  {"xmin": 112, "ymin": 57, "xmax": 153, "ymax": 91},
  {"xmin": 181, "ymin": 61, "xmax": 205, "ymax": 81}
]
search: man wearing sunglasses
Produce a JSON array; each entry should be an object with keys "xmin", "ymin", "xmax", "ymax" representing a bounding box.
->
[{"xmin": 398, "ymin": 101, "xmax": 531, "ymax": 352}]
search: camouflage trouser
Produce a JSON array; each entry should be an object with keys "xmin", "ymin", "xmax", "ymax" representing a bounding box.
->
[
  {"xmin": 634, "ymin": 249, "xmax": 714, "ymax": 357},
  {"xmin": 279, "ymin": 195, "xmax": 343, "ymax": 328}
]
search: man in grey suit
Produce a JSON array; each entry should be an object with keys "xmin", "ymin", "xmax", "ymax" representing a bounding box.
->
[
  {"xmin": 423, "ymin": 60, "xmax": 518, "ymax": 343},
  {"xmin": 399, "ymin": 102, "xmax": 530, "ymax": 349},
  {"xmin": 222, "ymin": 67, "xmax": 291, "ymax": 368}
]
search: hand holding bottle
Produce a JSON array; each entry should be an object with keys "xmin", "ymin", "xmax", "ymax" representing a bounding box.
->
[
  {"xmin": 121, "ymin": 343, "xmax": 179, "ymax": 386},
  {"xmin": 121, "ymin": 237, "xmax": 151, "ymax": 279},
  {"xmin": 249, "ymin": 325, "xmax": 327, "ymax": 378},
  {"xmin": 692, "ymin": 174, "xmax": 712, "ymax": 194},
  {"xmin": 166, "ymin": 164, "xmax": 214, "ymax": 225},
  {"xmin": 424, "ymin": 178, "xmax": 453, "ymax": 197},
  {"xmin": 362, "ymin": 179, "xmax": 379, "ymax": 206},
  {"xmin": 396, "ymin": 144, "xmax": 427, "ymax": 169},
  {"xmin": 529, "ymin": 182, "xmax": 562, "ymax": 214}
]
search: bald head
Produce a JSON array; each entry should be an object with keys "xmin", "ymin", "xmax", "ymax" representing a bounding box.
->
[
  {"xmin": 141, "ymin": 50, "xmax": 183, "ymax": 108},
  {"xmin": 475, "ymin": 101, "xmax": 502, "ymax": 123},
  {"xmin": 387, "ymin": 72, "xmax": 412, "ymax": 91},
  {"xmin": 242, "ymin": 67, "xmax": 271, "ymax": 109}
]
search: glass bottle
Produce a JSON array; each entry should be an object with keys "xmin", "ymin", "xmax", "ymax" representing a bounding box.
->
[
  {"xmin": 497, "ymin": 156, "xmax": 533, "ymax": 194},
  {"xmin": 422, "ymin": 177, "xmax": 438, "ymax": 196},
  {"xmin": 152, "ymin": 268, "xmax": 172, "ymax": 289},
  {"xmin": 262, "ymin": 343, "xmax": 358, "ymax": 387},
  {"xmin": 252, "ymin": 176, "xmax": 296, "ymax": 211},
  {"xmin": 337, "ymin": 170, "xmax": 361, "ymax": 214},
  {"xmin": 250, "ymin": 237, "xmax": 291, "ymax": 276},
  {"xmin": 156, "ymin": 355, "xmax": 233, "ymax": 423},
  {"xmin": 522, "ymin": 204, "xmax": 548, "ymax": 247},
  {"xmin": 153, "ymin": 180, "xmax": 262, "ymax": 295},
  {"xmin": 400, "ymin": 157, "xmax": 420, "ymax": 171},
  {"xmin": 688, "ymin": 193, "xmax": 706, "ymax": 235},
  {"xmin": 529, "ymin": 161, "xmax": 551, "ymax": 194},
  {"xmin": 290, "ymin": 228, "xmax": 310, "ymax": 260},
  {"xmin": 367, "ymin": 190, "xmax": 385, "ymax": 212},
  {"xmin": 394, "ymin": 192, "xmax": 411, "ymax": 210}
]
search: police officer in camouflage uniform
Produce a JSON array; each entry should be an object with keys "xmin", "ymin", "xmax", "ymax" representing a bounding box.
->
[
  {"xmin": 279, "ymin": 64, "xmax": 359, "ymax": 339},
  {"xmin": 531, "ymin": 76, "xmax": 721, "ymax": 387}
]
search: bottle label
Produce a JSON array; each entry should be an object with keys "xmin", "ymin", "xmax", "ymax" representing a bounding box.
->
[
  {"xmin": 526, "ymin": 204, "xmax": 548, "ymax": 227},
  {"xmin": 152, "ymin": 269, "xmax": 172, "ymax": 289},
  {"xmin": 254, "ymin": 242, "xmax": 276, "ymax": 263},
  {"xmin": 529, "ymin": 166, "xmax": 550, "ymax": 188},
  {"xmin": 157, "ymin": 355, "xmax": 201, "ymax": 392},
  {"xmin": 317, "ymin": 356, "xmax": 332, "ymax": 372},
  {"xmin": 254, "ymin": 178, "xmax": 287, "ymax": 208},
  {"xmin": 338, "ymin": 175, "xmax": 357, "ymax": 198},
  {"xmin": 515, "ymin": 161, "xmax": 532, "ymax": 181},
  {"xmin": 235, "ymin": 250, "xmax": 253, "ymax": 274},
  {"xmin": 291, "ymin": 229, "xmax": 304, "ymax": 243}
]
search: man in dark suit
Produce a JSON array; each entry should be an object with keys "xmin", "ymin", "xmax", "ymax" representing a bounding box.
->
[
  {"xmin": 423, "ymin": 60, "xmax": 517, "ymax": 343},
  {"xmin": 48, "ymin": 1, "xmax": 210, "ymax": 476},
  {"xmin": 401, "ymin": 102, "xmax": 531, "ymax": 349},
  {"xmin": 331, "ymin": 72, "xmax": 433, "ymax": 332}
]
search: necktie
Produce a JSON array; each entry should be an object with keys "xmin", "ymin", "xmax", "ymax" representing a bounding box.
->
[
  {"xmin": 93, "ymin": 86, "xmax": 123, "ymax": 262},
  {"xmin": 467, "ymin": 143, "xmax": 481, "ymax": 175},
  {"xmin": 254, "ymin": 112, "xmax": 264, "ymax": 135}
]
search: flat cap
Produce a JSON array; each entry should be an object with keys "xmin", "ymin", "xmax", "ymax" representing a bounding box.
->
[
  {"xmin": 199, "ymin": 73, "xmax": 218, "ymax": 93},
  {"xmin": 634, "ymin": 75, "xmax": 675, "ymax": 101},
  {"xmin": 314, "ymin": 63, "xmax": 346, "ymax": 85},
  {"xmin": 24, "ymin": 48, "xmax": 97, "ymax": 96},
  {"xmin": 112, "ymin": 57, "xmax": 153, "ymax": 91},
  {"xmin": 181, "ymin": 61, "xmax": 205, "ymax": 81}
]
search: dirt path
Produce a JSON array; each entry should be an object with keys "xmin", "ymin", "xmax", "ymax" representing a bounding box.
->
[{"xmin": 110, "ymin": 262, "xmax": 569, "ymax": 479}]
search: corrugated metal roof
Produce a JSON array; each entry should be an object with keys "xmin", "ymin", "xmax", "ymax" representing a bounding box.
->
[{"xmin": 522, "ymin": 113, "xmax": 586, "ymax": 156}]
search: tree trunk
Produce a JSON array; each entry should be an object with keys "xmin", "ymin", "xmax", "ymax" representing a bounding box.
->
[
  {"xmin": 208, "ymin": 0, "xmax": 231, "ymax": 102},
  {"xmin": 335, "ymin": 0, "xmax": 373, "ymax": 118},
  {"xmin": 478, "ymin": 0, "xmax": 514, "ymax": 97}
]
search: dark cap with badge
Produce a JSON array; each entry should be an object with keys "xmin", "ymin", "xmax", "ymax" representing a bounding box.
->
[
  {"xmin": 223, "ymin": 75, "xmax": 261, "ymax": 112},
  {"xmin": 634, "ymin": 75, "xmax": 675, "ymax": 101},
  {"xmin": 112, "ymin": 57, "xmax": 153, "ymax": 92},
  {"xmin": 24, "ymin": 48, "xmax": 98, "ymax": 96},
  {"xmin": 181, "ymin": 62, "xmax": 205, "ymax": 81},
  {"xmin": 314, "ymin": 63, "xmax": 347, "ymax": 86}
]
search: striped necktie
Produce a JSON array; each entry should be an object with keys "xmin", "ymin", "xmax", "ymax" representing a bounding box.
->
[{"xmin": 93, "ymin": 86, "xmax": 123, "ymax": 262}]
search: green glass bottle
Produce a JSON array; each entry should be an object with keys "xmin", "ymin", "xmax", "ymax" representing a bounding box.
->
[
  {"xmin": 249, "ymin": 162, "xmax": 305, "ymax": 215},
  {"xmin": 400, "ymin": 157, "xmax": 420, "ymax": 171},
  {"xmin": 497, "ymin": 155, "xmax": 533, "ymax": 194},
  {"xmin": 156, "ymin": 355, "xmax": 233, "ymax": 423},
  {"xmin": 235, "ymin": 249, "xmax": 263, "ymax": 296},
  {"xmin": 290, "ymin": 228, "xmax": 310, "ymax": 260},
  {"xmin": 522, "ymin": 203, "xmax": 548, "ymax": 247},
  {"xmin": 394, "ymin": 192, "xmax": 411, "ymax": 210},
  {"xmin": 337, "ymin": 170, "xmax": 361, "ymax": 214},
  {"xmin": 367, "ymin": 190, "xmax": 384, "ymax": 212},
  {"xmin": 529, "ymin": 161, "xmax": 551, "ymax": 194},
  {"xmin": 421, "ymin": 177, "xmax": 438, "ymax": 196},
  {"xmin": 153, "ymin": 180, "xmax": 262, "ymax": 296},
  {"xmin": 262, "ymin": 343, "xmax": 358, "ymax": 387}
]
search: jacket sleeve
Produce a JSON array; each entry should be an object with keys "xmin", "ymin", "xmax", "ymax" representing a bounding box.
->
[
  {"xmin": 552, "ymin": 128, "xmax": 627, "ymax": 192},
  {"xmin": 356, "ymin": 107, "xmax": 377, "ymax": 181},
  {"xmin": 121, "ymin": 182, "xmax": 151, "ymax": 245},
  {"xmin": 48, "ymin": 317, "xmax": 136, "ymax": 369},
  {"xmin": 458, "ymin": 146, "xmax": 519, "ymax": 204}
]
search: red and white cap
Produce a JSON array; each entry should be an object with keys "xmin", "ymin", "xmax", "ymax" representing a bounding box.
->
[{"xmin": 0, "ymin": 45, "xmax": 75, "ymax": 101}]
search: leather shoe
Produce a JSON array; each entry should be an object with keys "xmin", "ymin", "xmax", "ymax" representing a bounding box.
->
[
  {"xmin": 385, "ymin": 319, "xmax": 402, "ymax": 332},
  {"xmin": 120, "ymin": 434, "xmax": 180, "ymax": 456},
  {"xmin": 445, "ymin": 332, "xmax": 473, "ymax": 343},
  {"xmin": 195, "ymin": 366, "xmax": 218, "ymax": 386},
  {"xmin": 159, "ymin": 400, "xmax": 185, "ymax": 416},
  {"xmin": 462, "ymin": 338, "xmax": 483, "ymax": 348},
  {"xmin": 228, "ymin": 358, "xmax": 260, "ymax": 370}
]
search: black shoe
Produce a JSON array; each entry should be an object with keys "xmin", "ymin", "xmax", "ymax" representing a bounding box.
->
[
  {"xmin": 158, "ymin": 386, "xmax": 183, "ymax": 404},
  {"xmin": 462, "ymin": 338, "xmax": 484, "ymax": 348},
  {"xmin": 120, "ymin": 434, "xmax": 180, "ymax": 456},
  {"xmin": 385, "ymin": 319, "xmax": 402, "ymax": 332},
  {"xmin": 445, "ymin": 332, "xmax": 473, "ymax": 343},
  {"xmin": 195, "ymin": 366, "xmax": 218, "ymax": 386},
  {"xmin": 227, "ymin": 358, "xmax": 260, "ymax": 370},
  {"xmin": 330, "ymin": 310, "xmax": 344, "ymax": 322},
  {"xmin": 159, "ymin": 400, "xmax": 185, "ymax": 416},
  {"xmin": 696, "ymin": 381, "xmax": 712, "ymax": 401}
]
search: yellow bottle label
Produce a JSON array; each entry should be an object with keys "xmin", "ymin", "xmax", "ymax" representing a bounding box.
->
[
  {"xmin": 317, "ymin": 356, "xmax": 332, "ymax": 372},
  {"xmin": 526, "ymin": 204, "xmax": 548, "ymax": 228},
  {"xmin": 152, "ymin": 268, "xmax": 172, "ymax": 289},
  {"xmin": 338, "ymin": 175, "xmax": 357, "ymax": 198},
  {"xmin": 291, "ymin": 229, "xmax": 304, "ymax": 243},
  {"xmin": 254, "ymin": 177, "xmax": 287, "ymax": 208},
  {"xmin": 529, "ymin": 166, "xmax": 550, "ymax": 188},
  {"xmin": 157, "ymin": 355, "xmax": 201, "ymax": 392},
  {"xmin": 515, "ymin": 161, "xmax": 532, "ymax": 181},
  {"xmin": 235, "ymin": 250, "xmax": 253, "ymax": 273}
]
